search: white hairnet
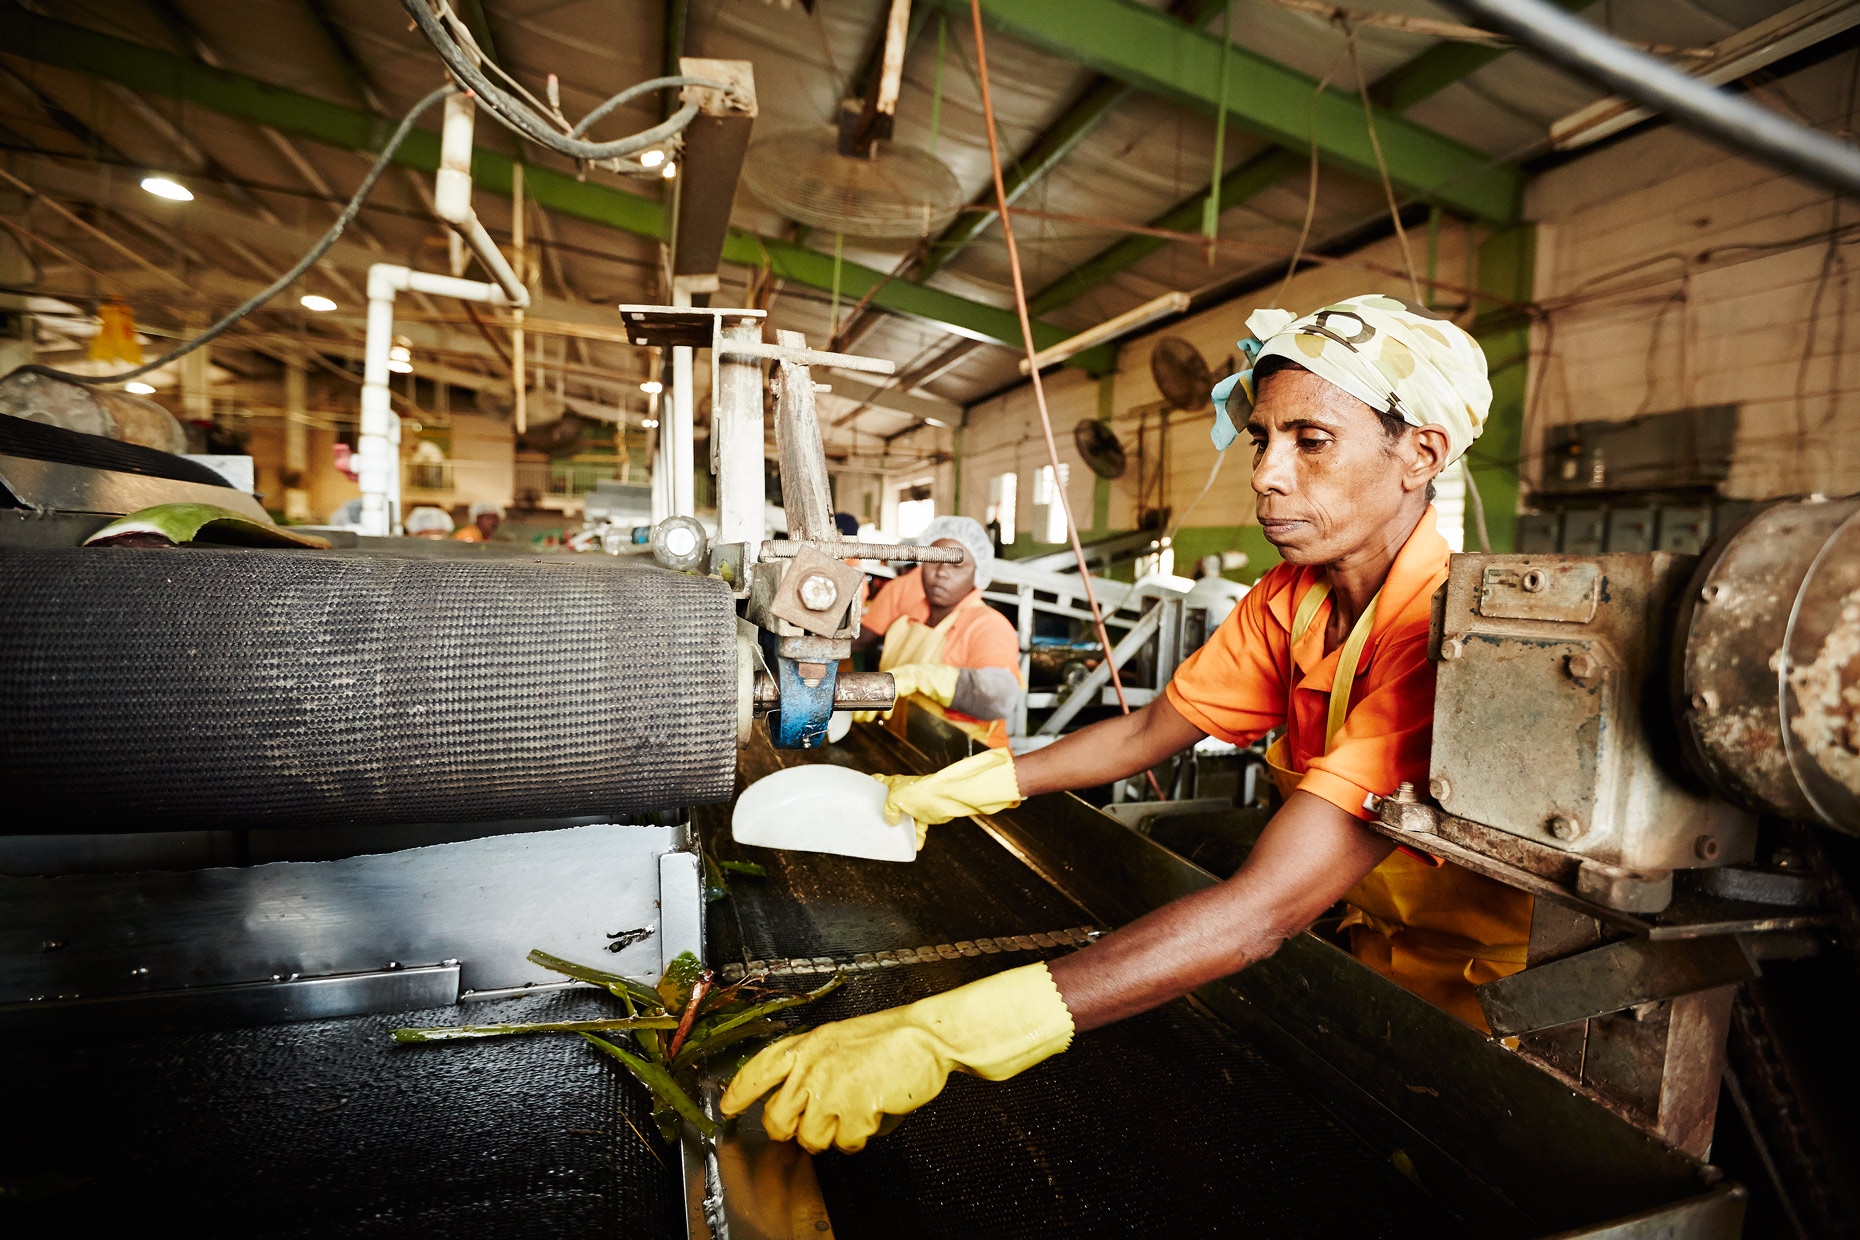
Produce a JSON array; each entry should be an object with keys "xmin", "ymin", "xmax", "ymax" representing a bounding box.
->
[
  {"xmin": 469, "ymin": 501, "xmax": 506, "ymax": 520},
  {"xmin": 920, "ymin": 515, "xmax": 994, "ymax": 589},
  {"xmin": 405, "ymin": 506, "xmax": 454, "ymax": 535}
]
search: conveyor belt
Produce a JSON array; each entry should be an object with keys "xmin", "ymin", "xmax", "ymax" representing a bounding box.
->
[
  {"xmin": 700, "ymin": 728, "xmax": 1474, "ymax": 1240},
  {"xmin": 5, "ymin": 988, "xmax": 684, "ymax": 1238}
]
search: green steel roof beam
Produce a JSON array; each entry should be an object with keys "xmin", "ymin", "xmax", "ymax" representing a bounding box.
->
[
  {"xmin": 1029, "ymin": 147, "xmax": 1302, "ymax": 316},
  {"xmin": 0, "ymin": 6, "xmax": 1108, "ymax": 366},
  {"xmin": 933, "ymin": 0, "xmax": 1521, "ymax": 225},
  {"xmin": 1369, "ymin": 0, "xmax": 1596, "ymax": 112},
  {"xmin": 918, "ymin": 0, "xmax": 1230, "ymax": 282}
]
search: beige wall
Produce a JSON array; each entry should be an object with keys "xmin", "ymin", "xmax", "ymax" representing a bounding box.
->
[
  {"xmin": 1524, "ymin": 51, "xmax": 1860, "ymax": 501},
  {"xmin": 959, "ymin": 225, "xmax": 1477, "ymax": 572}
]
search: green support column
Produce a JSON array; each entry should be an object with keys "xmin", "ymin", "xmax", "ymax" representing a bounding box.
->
[
  {"xmin": 1468, "ymin": 224, "xmax": 1536, "ymax": 554},
  {"xmin": 1092, "ymin": 373, "xmax": 1115, "ymax": 534}
]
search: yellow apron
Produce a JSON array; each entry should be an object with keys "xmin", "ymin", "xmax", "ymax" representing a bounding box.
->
[
  {"xmin": 1265, "ymin": 580, "xmax": 1530, "ymax": 1031},
  {"xmin": 878, "ymin": 597, "xmax": 1007, "ymax": 749}
]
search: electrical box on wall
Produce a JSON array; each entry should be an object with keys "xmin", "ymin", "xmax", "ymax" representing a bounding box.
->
[{"xmin": 1539, "ymin": 405, "xmax": 1737, "ymax": 496}]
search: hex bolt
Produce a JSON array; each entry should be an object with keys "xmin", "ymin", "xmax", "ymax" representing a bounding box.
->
[
  {"xmin": 1566, "ymin": 652, "xmax": 1601, "ymax": 682},
  {"xmin": 1439, "ymin": 638, "xmax": 1465, "ymax": 662},
  {"xmin": 1700, "ymin": 583, "xmax": 1725, "ymax": 603},
  {"xmin": 1392, "ymin": 780, "xmax": 1418, "ymax": 804},
  {"xmin": 797, "ymin": 572, "xmax": 839, "ymax": 612},
  {"xmin": 1428, "ymin": 776, "xmax": 1453, "ymax": 802},
  {"xmin": 1691, "ymin": 690, "xmax": 1720, "ymax": 712},
  {"xmin": 1695, "ymin": 835, "xmax": 1721, "ymax": 861},
  {"xmin": 1547, "ymin": 813, "xmax": 1583, "ymax": 841}
]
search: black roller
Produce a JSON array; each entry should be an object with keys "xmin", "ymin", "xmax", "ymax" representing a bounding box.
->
[{"xmin": 0, "ymin": 545, "xmax": 738, "ymax": 832}]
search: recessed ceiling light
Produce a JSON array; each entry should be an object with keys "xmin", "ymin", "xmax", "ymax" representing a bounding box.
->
[
  {"xmin": 300, "ymin": 294, "xmax": 337, "ymax": 312},
  {"xmin": 140, "ymin": 176, "xmax": 193, "ymax": 201},
  {"xmin": 388, "ymin": 359, "xmax": 413, "ymax": 374},
  {"xmin": 123, "ymin": 381, "xmax": 157, "ymax": 395},
  {"xmin": 640, "ymin": 379, "xmax": 663, "ymax": 394},
  {"xmin": 639, "ymin": 149, "xmax": 666, "ymax": 169},
  {"xmin": 661, "ymin": 162, "xmax": 676, "ymax": 180}
]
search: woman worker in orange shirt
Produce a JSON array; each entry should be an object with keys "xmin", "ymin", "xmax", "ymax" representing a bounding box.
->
[
  {"xmin": 724, "ymin": 296, "xmax": 1535, "ymax": 1155},
  {"xmin": 851, "ymin": 516, "xmax": 1023, "ymax": 750}
]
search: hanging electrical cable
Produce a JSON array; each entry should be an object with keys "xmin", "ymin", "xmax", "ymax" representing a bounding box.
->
[
  {"xmin": 399, "ymin": 0, "xmax": 736, "ymax": 164},
  {"xmin": 21, "ymin": 83, "xmax": 458, "ymax": 387},
  {"xmin": 965, "ymin": 0, "xmax": 1165, "ymax": 800}
]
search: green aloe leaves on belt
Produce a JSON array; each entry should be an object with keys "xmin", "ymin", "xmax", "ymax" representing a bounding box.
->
[
  {"xmin": 84, "ymin": 502, "xmax": 332, "ymax": 549},
  {"xmin": 392, "ymin": 948, "xmax": 845, "ymax": 1145}
]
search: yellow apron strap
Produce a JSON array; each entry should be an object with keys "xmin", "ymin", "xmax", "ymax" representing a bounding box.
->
[
  {"xmin": 1290, "ymin": 579, "xmax": 1330, "ymax": 645},
  {"xmin": 1286, "ymin": 578, "xmax": 1380, "ymax": 753},
  {"xmin": 1327, "ymin": 594, "xmax": 1379, "ymax": 750}
]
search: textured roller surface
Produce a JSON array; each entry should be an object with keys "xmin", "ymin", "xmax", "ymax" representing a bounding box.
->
[
  {"xmin": 0, "ymin": 545, "xmax": 737, "ymax": 831},
  {"xmin": 701, "ymin": 732, "xmax": 1473, "ymax": 1240},
  {"xmin": 0, "ymin": 409, "xmax": 229, "ymax": 486},
  {"xmin": 6, "ymin": 989, "xmax": 684, "ymax": 1238}
]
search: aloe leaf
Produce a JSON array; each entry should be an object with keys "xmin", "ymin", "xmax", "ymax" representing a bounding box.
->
[
  {"xmin": 578, "ymin": 1033, "xmax": 716, "ymax": 1138},
  {"xmin": 657, "ymin": 951, "xmax": 705, "ymax": 1012},
  {"xmin": 84, "ymin": 502, "xmax": 331, "ymax": 549},
  {"xmin": 670, "ymin": 1018, "xmax": 786, "ymax": 1071},
  {"xmin": 698, "ymin": 973, "xmax": 844, "ymax": 1045},
  {"xmin": 527, "ymin": 949, "xmax": 666, "ymax": 1011},
  {"xmin": 392, "ymin": 1016, "xmax": 676, "ymax": 1043},
  {"xmin": 717, "ymin": 860, "xmax": 767, "ymax": 878}
]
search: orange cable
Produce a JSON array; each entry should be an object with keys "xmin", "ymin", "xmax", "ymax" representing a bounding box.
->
[{"xmin": 967, "ymin": 0, "xmax": 1165, "ymax": 801}]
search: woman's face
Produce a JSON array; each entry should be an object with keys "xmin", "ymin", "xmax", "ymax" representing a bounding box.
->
[{"xmin": 920, "ymin": 538, "xmax": 977, "ymax": 609}]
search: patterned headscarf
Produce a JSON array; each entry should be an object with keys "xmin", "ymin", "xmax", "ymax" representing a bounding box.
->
[{"xmin": 1210, "ymin": 295, "xmax": 1491, "ymax": 463}]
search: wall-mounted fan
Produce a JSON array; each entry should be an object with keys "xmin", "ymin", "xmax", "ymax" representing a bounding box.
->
[
  {"xmin": 1150, "ymin": 337, "xmax": 1213, "ymax": 412},
  {"xmin": 1074, "ymin": 418, "xmax": 1128, "ymax": 479}
]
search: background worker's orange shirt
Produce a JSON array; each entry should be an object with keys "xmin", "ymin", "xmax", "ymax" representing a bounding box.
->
[
  {"xmin": 1165, "ymin": 510, "xmax": 1451, "ymax": 821},
  {"xmin": 862, "ymin": 572, "xmax": 1022, "ymax": 725}
]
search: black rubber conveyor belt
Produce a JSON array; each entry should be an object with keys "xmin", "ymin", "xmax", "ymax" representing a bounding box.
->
[
  {"xmin": 6, "ymin": 988, "xmax": 685, "ymax": 1237},
  {"xmin": 699, "ymin": 727, "xmax": 1472, "ymax": 1240}
]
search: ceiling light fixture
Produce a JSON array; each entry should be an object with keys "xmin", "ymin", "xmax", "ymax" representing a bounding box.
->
[
  {"xmin": 388, "ymin": 359, "xmax": 414, "ymax": 374},
  {"xmin": 123, "ymin": 381, "xmax": 157, "ymax": 395},
  {"xmin": 140, "ymin": 176, "xmax": 193, "ymax": 202},
  {"xmin": 300, "ymin": 294, "xmax": 337, "ymax": 312},
  {"xmin": 640, "ymin": 379, "xmax": 663, "ymax": 394},
  {"xmin": 661, "ymin": 162, "xmax": 677, "ymax": 180},
  {"xmin": 642, "ymin": 418, "xmax": 660, "ymax": 428},
  {"xmin": 639, "ymin": 149, "xmax": 666, "ymax": 169}
]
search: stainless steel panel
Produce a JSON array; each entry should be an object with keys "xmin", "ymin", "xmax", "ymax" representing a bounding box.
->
[
  {"xmin": 0, "ymin": 452, "xmax": 269, "ymax": 520},
  {"xmin": 0, "ymin": 963, "xmax": 460, "ymax": 1036},
  {"xmin": 1, "ymin": 824, "xmax": 685, "ymax": 1006}
]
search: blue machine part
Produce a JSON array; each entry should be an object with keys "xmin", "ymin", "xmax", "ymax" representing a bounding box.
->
[{"xmin": 771, "ymin": 653, "xmax": 838, "ymax": 749}]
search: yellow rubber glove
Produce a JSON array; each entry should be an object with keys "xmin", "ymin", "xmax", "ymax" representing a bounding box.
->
[
  {"xmin": 850, "ymin": 663, "xmax": 961, "ymax": 723},
  {"xmin": 720, "ymin": 962, "xmax": 1073, "ymax": 1153},
  {"xmin": 870, "ymin": 749, "xmax": 1021, "ymax": 847}
]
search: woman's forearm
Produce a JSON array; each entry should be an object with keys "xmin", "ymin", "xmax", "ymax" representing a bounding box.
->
[{"xmin": 1012, "ymin": 696, "xmax": 1206, "ymax": 798}]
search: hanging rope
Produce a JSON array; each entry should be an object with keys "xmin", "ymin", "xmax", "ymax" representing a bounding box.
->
[{"xmin": 966, "ymin": 0, "xmax": 1164, "ymax": 800}]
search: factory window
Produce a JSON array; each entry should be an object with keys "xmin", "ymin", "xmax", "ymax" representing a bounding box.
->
[
  {"xmin": 1032, "ymin": 463, "xmax": 1070, "ymax": 544},
  {"xmin": 987, "ymin": 472, "xmax": 1017, "ymax": 545},
  {"xmin": 897, "ymin": 482, "xmax": 934, "ymax": 539}
]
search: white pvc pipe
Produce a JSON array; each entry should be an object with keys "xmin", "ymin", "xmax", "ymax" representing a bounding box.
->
[
  {"xmin": 671, "ymin": 343, "xmax": 695, "ymax": 517},
  {"xmin": 360, "ymin": 263, "xmax": 513, "ymax": 537},
  {"xmin": 435, "ymin": 92, "xmax": 531, "ymax": 309}
]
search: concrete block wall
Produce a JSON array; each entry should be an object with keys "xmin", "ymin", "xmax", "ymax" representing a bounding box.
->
[{"xmin": 1524, "ymin": 50, "xmax": 1860, "ymax": 501}]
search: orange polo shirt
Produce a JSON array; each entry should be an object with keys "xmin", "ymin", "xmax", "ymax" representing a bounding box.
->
[
  {"xmin": 863, "ymin": 572, "xmax": 1022, "ymax": 745},
  {"xmin": 1166, "ymin": 509, "xmax": 1450, "ymax": 820}
]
